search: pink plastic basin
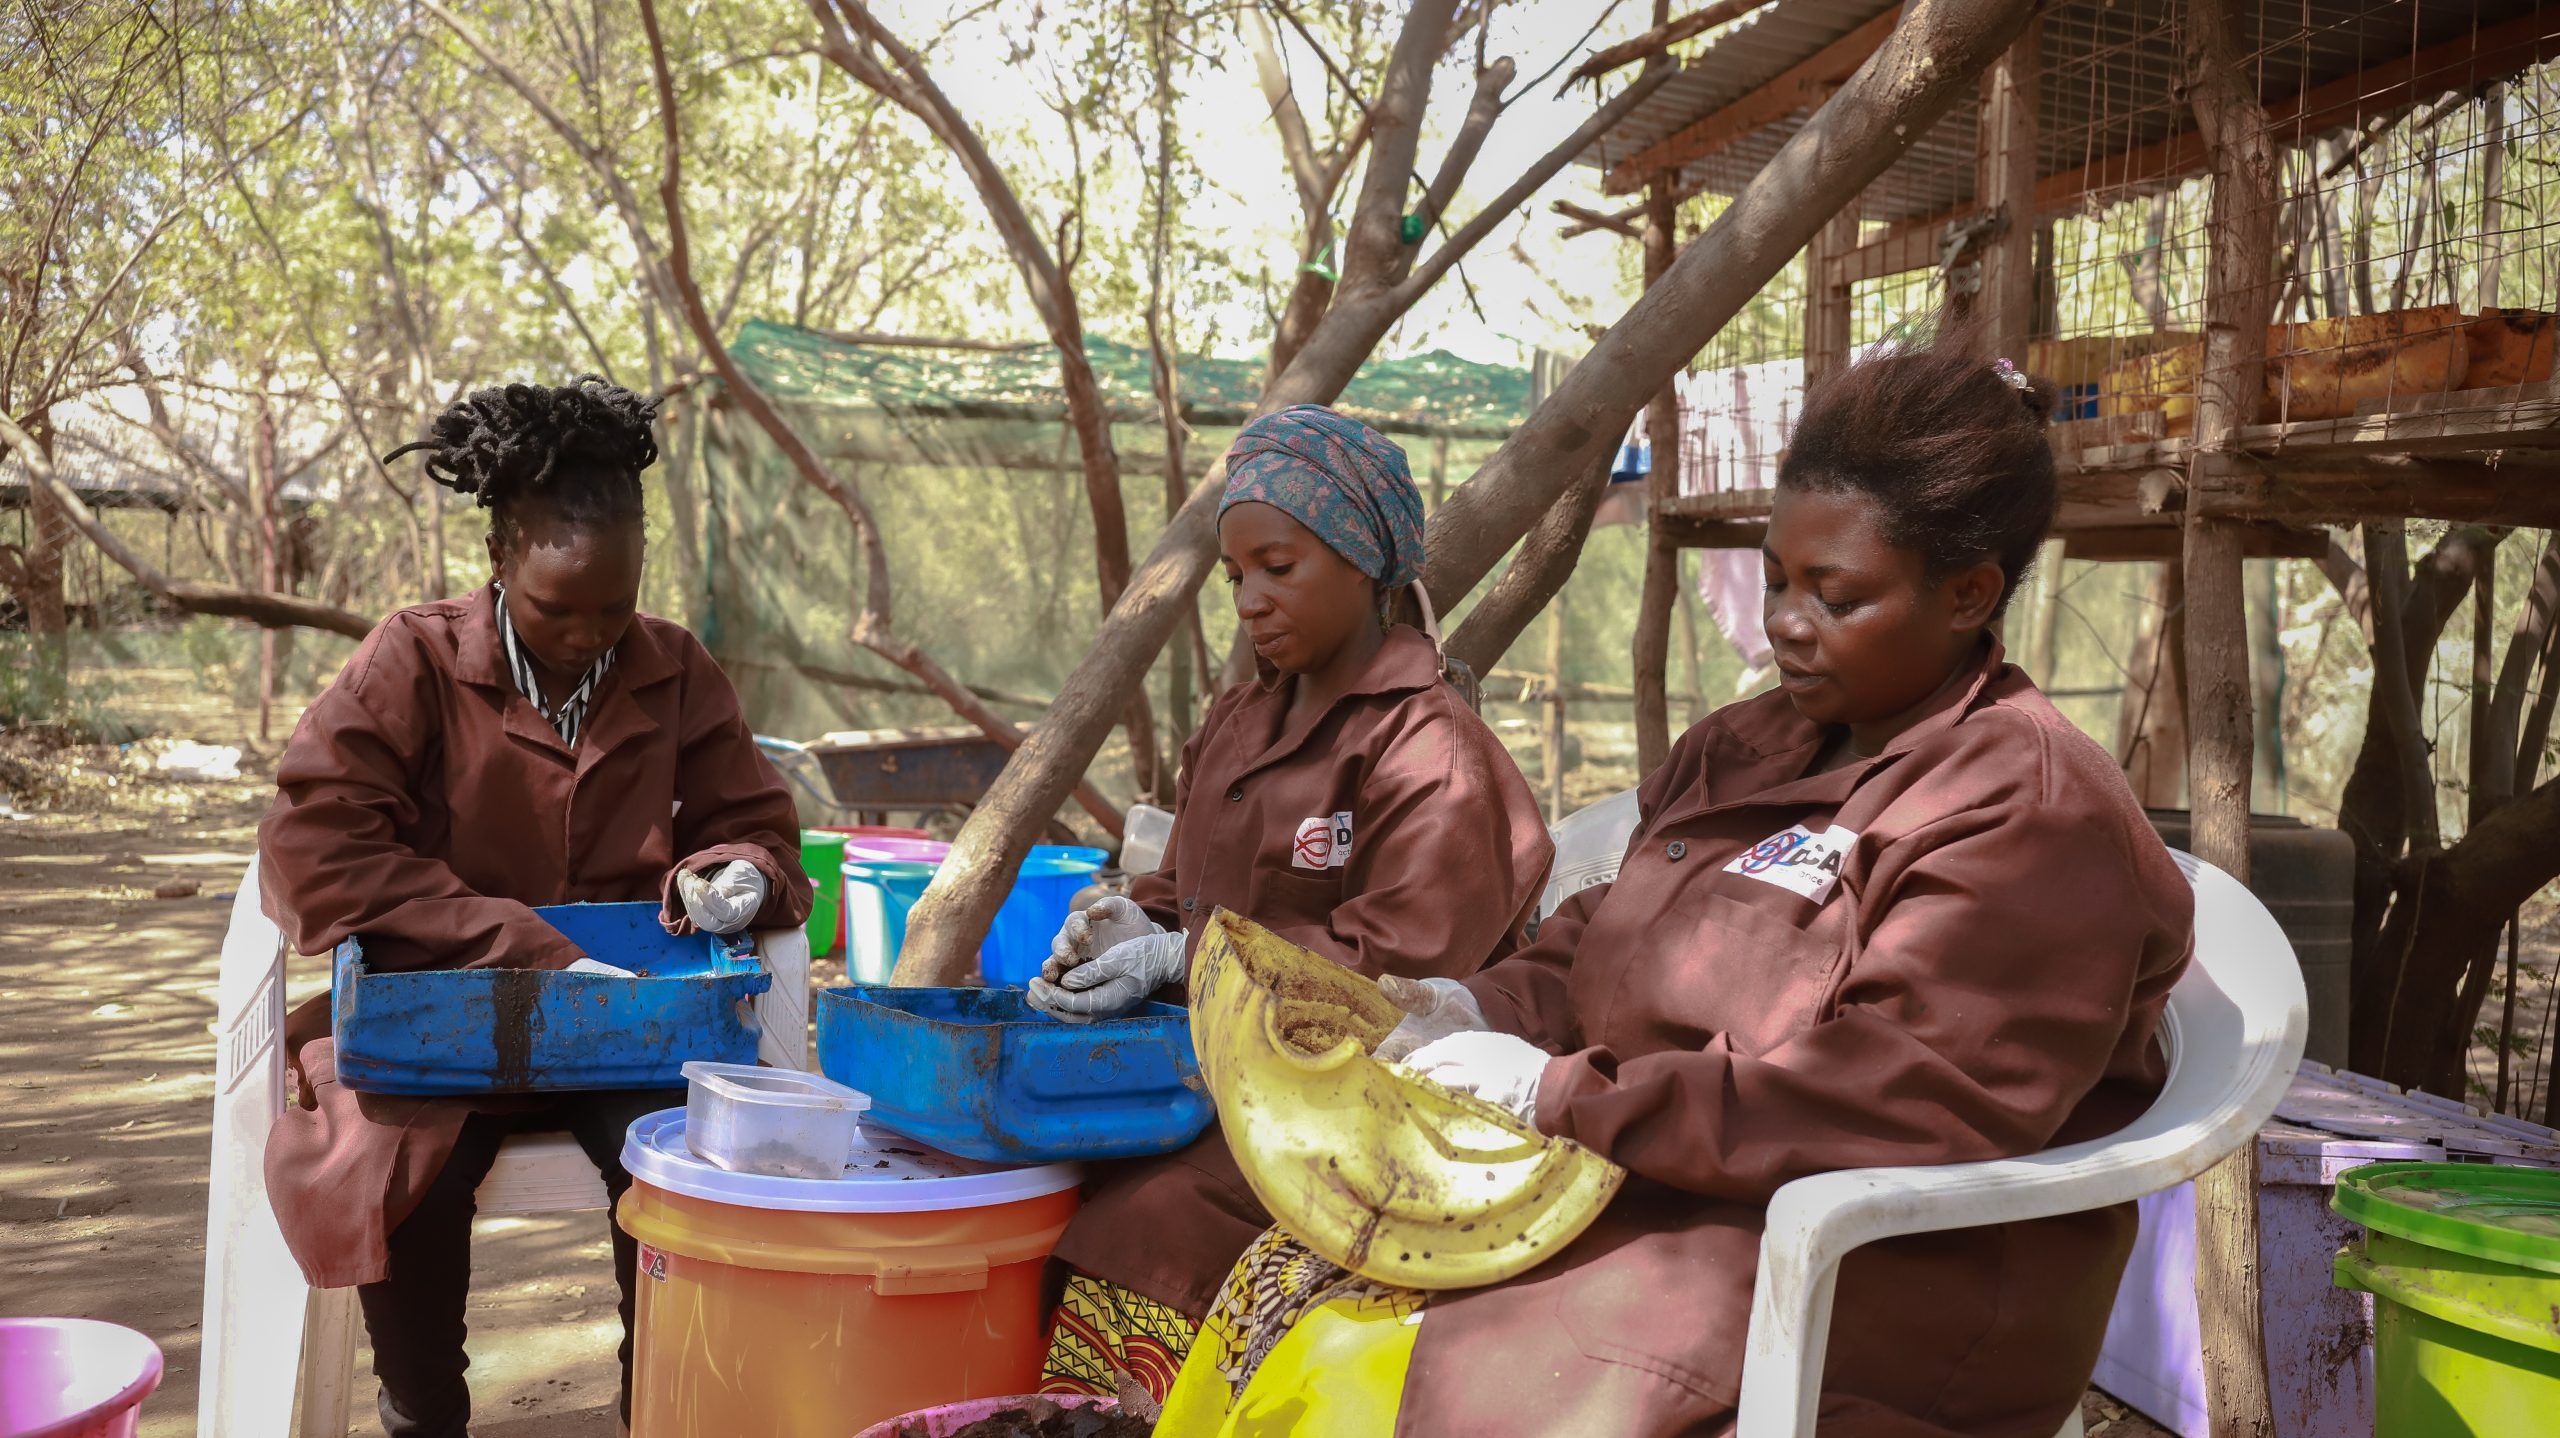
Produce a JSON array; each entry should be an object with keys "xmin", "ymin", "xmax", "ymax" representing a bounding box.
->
[
  {"xmin": 0, "ymin": 1318, "xmax": 164, "ymax": 1438},
  {"xmin": 849, "ymin": 1393, "xmax": 1117, "ymax": 1438},
  {"xmin": 842, "ymin": 838, "xmax": 952, "ymax": 863}
]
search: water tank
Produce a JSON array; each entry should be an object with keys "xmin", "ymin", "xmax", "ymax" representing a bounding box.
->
[{"xmin": 2147, "ymin": 810, "xmax": 2354, "ymax": 1067}]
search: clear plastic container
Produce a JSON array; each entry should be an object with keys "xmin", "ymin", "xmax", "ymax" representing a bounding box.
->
[
  {"xmin": 1120, "ymin": 804, "xmax": 1175, "ymax": 876},
  {"xmin": 681, "ymin": 1061, "xmax": 872, "ymax": 1181}
]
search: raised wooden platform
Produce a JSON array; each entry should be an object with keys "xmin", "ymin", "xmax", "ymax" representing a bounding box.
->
[{"xmin": 1653, "ymin": 383, "xmax": 2560, "ymax": 558}]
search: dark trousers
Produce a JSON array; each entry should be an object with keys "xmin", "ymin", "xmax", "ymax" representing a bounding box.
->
[{"xmin": 357, "ymin": 1088, "xmax": 681, "ymax": 1438}]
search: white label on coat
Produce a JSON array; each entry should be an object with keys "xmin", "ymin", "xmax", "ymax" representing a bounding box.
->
[
  {"xmin": 1292, "ymin": 811, "xmax": 1355, "ymax": 870},
  {"xmin": 1724, "ymin": 823, "xmax": 1860, "ymax": 903}
]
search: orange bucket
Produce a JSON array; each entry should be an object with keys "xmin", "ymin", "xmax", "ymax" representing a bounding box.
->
[{"xmin": 616, "ymin": 1109, "xmax": 1079, "ymax": 1437}]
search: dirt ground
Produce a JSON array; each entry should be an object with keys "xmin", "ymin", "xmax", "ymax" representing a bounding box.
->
[{"xmin": 1, "ymin": 667, "xmax": 2185, "ymax": 1438}]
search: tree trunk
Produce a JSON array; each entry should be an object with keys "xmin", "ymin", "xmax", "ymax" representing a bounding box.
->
[
  {"xmin": 253, "ymin": 385, "xmax": 282, "ymax": 744},
  {"xmin": 1543, "ymin": 589, "xmax": 1568, "ymax": 824},
  {"xmin": 1633, "ymin": 176, "xmax": 1682, "ymax": 779},
  {"xmin": 2118, "ymin": 563, "xmax": 2188, "ymax": 808},
  {"xmin": 901, "ymin": 0, "xmax": 2048, "ymax": 984},
  {"xmin": 16, "ymin": 408, "xmax": 71, "ymax": 705},
  {"xmin": 2182, "ymin": 0, "xmax": 2282, "ymax": 1423},
  {"xmin": 1443, "ymin": 445, "xmax": 1614, "ymax": 676}
]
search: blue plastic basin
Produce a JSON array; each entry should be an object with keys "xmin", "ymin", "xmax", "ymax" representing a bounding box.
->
[
  {"xmin": 816, "ymin": 985, "xmax": 1213, "ymax": 1163},
  {"xmin": 331, "ymin": 902, "xmax": 769, "ymax": 1095}
]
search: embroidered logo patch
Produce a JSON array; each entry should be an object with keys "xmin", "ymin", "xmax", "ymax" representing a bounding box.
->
[
  {"xmin": 1292, "ymin": 811, "xmax": 1354, "ymax": 870},
  {"xmin": 1723, "ymin": 823, "xmax": 1860, "ymax": 903}
]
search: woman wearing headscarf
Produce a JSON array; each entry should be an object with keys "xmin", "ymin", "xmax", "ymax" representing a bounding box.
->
[{"xmin": 1028, "ymin": 404, "xmax": 1553, "ymax": 1404}]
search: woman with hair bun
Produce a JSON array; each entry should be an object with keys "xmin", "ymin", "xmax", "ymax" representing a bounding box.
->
[
  {"xmin": 1161, "ymin": 330, "xmax": 2196, "ymax": 1437},
  {"xmin": 258, "ymin": 377, "xmax": 808, "ymax": 1438}
]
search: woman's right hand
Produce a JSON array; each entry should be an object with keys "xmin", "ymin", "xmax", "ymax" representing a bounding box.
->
[
  {"xmin": 1041, "ymin": 895, "xmax": 1160, "ymax": 984},
  {"xmin": 1372, "ymin": 975, "xmax": 1490, "ymax": 1061}
]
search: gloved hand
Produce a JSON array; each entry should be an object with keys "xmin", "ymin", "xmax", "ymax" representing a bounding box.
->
[
  {"xmin": 1372, "ymin": 974, "xmax": 1490, "ymax": 1062},
  {"xmin": 675, "ymin": 859, "xmax": 769, "ymax": 935},
  {"xmin": 1043, "ymin": 895, "xmax": 1162, "ymax": 984},
  {"xmin": 1397, "ymin": 1030, "xmax": 1550, "ymax": 1124},
  {"xmin": 1027, "ymin": 929, "xmax": 1187, "ymax": 1023}
]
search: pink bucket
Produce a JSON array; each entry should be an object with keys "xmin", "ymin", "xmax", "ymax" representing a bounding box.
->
[
  {"xmin": 0, "ymin": 1319, "xmax": 164, "ymax": 1438},
  {"xmin": 842, "ymin": 837, "xmax": 951, "ymax": 864},
  {"xmin": 848, "ymin": 1393, "xmax": 1118, "ymax": 1438}
]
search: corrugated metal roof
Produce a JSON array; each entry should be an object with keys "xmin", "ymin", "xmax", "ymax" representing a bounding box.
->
[{"xmin": 1580, "ymin": 0, "xmax": 2559, "ymax": 226}]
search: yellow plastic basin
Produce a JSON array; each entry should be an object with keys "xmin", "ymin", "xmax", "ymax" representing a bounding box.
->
[{"xmin": 1186, "ymin": 909, "xmax": 1624, "ymax": 1290}]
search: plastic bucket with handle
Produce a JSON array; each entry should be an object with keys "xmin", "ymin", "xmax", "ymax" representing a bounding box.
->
[
  {"xmin": 982, "ymin": 850, "xmax": 1107, "ymax": 986},
  {"xmin": 800, "ymin": 831, "xmax": 849, "ymax": 957},
  {"xmin": 2332, "ymin": 1161, "xmax": 2560, "ymax": 1436},
  {"xmin": 618, "ymin": 1108, "xmax": 1078, "ymax": 1438},
  {"xmin": 0, "ymin": 1318, "xmax": 164, "ymax": 1438},
  {"xmin": 841, "ymin": 859, "xmax": 943, "ymax": 985}
]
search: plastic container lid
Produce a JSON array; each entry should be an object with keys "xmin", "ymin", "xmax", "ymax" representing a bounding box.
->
[
  {"xmin": 2334, "ymin": 1162, "xmax": 2560, "ymax": 1276},
  {"xmin": 622, "ymin": 1107, "xmax": 1079, "ymax": 1214}
]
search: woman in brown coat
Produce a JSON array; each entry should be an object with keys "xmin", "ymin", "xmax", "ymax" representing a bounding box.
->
[
  {"xmin": 1166, "ymin": 335, "xmax": 2193, "ymax": 1437},
  {"xmin": 259, "ymin": 379, "xmax": 809, "ymax": 1438},
  {"xmin": 1029, "ymin": 406, "xmax": 1552, "ymax": 1404}
]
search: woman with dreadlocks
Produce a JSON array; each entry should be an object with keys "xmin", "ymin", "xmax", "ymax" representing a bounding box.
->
[{"xmin": 258, "ymin": 377, "xmax": 808, "ymax": 1438}]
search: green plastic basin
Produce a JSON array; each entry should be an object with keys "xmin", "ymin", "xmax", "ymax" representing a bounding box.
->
[{"xmin": 2331, "ymin": 1161, "xmax": 2560, "ymax": 1437}]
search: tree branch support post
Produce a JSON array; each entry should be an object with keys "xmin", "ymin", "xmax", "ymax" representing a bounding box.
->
[
  {"xmin": 1975, "ymin": 16, "xmax": 2040, "ymax": 363},
  {"xmin": 2184, "ymin": 0, "xmax": 2281, "ymax": 1431},
  {"xmin": 905, "ymin": 0, "xmax": 2049, "ymax": 984},
  {"xmin": 1633, "ymin": 174, "xmax": 1683, "ymax": 777}
]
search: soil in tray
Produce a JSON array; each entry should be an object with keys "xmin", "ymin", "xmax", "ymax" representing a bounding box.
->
[{"xmin": 909, "ymin": 1400, "xmax": 1154, "ymax": 1438}]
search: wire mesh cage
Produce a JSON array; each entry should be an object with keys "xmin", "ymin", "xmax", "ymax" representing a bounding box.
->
[{"xmin": 1578, "ymin": 0, "xmax": 2560, "ymax": 528}]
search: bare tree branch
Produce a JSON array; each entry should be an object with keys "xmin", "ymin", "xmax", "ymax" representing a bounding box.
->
[{"xmin": 637, "ymin": 0, "xmax": 1123, "ymax": 848}]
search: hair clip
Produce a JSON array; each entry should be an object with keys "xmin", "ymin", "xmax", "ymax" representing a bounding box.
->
[{"xmin": 1992, "ymin": 357, "xmax": 2029, "ymax": 391}]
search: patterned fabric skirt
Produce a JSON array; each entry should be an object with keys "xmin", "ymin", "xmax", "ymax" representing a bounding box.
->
[
  {"xmin": 1154, "ymin": 1228, "xmax": 1425, "ymax": 1438},
  {"xmin": 1038, "ymin": 1271, "xmax": 1199, "ymax": 1406}
]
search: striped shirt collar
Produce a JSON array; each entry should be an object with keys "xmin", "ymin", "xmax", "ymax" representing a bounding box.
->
[{"xmin": 492, "ymin": 581, "xmax": 615, "ymax": 748}]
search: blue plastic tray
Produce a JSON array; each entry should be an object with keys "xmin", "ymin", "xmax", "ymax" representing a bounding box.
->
[
  {"xmin": 815, "ymin": 986, "xmax": 1213, "ymax": 1163},
  {"xmin": 331, "ymin": 902, "xmax": 770, "ymax": 1095}
]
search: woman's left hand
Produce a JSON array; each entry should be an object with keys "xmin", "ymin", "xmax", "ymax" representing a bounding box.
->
[
  {"xmin": 1397, "ymin": 1030, "xmax": 1550, "ymax": 1124},
  {"xmin": 674, "ymin": 859, "xmax": 770, "ymax": 934}
]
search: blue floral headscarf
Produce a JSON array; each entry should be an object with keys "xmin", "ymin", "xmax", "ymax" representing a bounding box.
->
[{"xmin": 1219, "ymin": 405, "xmax": 1425, "ymax": 589}]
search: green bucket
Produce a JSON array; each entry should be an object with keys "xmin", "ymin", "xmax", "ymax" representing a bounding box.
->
[
  {"xmin": 2332, "ymin": 1162, "xmax": 2560, "ymax": 1436},
  {"xmin": 800, "ymin": 830, "xmax": 849, "ymax": 956}
]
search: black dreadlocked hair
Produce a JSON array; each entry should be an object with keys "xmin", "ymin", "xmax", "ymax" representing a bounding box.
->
[{"xmin": 386, "ymin": 377, "xmax": 659, "ymax": 540}]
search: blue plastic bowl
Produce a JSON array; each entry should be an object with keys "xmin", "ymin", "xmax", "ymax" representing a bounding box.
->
[
  {"xmin": 331, "ymin": 901, "xmax": 768, "ymax": 1095},
  {"xmin": 817, "ymin": 985, "xmax": 1213, "ymax": 1162}
]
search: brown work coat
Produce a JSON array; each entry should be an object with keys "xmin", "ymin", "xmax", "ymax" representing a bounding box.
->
[
  {"xmin": 258, "ymin": 585, "xmax": 808, "ymax": 1288},
  {"xmin": 1403, "ymin": 644, "xmax": 2192, "ymax": 1438},
  {"xmin": 1052, "ymin": 624, "xmax": 1552, "ymax": 1316}
]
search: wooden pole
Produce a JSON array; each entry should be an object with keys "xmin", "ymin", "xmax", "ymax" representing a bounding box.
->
[
  {"xmin": 1804, "ymin": 209, "xmax": 1858, "ymax": 389},
  {"xmin": 1544, "ymin": 588, "xmax": 1569, "ymax": 824},
  {"xmin": 1633, "ymin": 172, "xmax": 1683, "ymax": 777},
  {"xmin": 1975, "ymin": 16, "xmax": 2041, "ymax": 362},
  {"xmin": 2183, "ymin": 0, "xmax": 2280, "ymax": 1432}
]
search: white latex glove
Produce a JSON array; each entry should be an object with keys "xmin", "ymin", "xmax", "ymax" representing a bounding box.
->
[
  {"xmin": 1043, "ymin": 895, "xmax": 1163, "ymax": 985},
  {"xmin": 675, "ymin": 859, "xmax": 769, "ymax": 935},
  {"xmin": 1371, "ymin": 974, "xmax": 1491, "ymax": 1062},
  {"xmin": 1397, "ymin": 1030, "xmax": 1550, "ymax": 1124},
  {"xmin": 1027, "ymin": 929, "xmax": 1187, "ymax": 1023}
]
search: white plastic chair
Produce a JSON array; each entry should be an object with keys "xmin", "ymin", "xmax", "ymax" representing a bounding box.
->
[
  {"xmin": 197, "ymin": 854, "xmax": 813, "ymax": 1438},
  {"xmin": 1534, "ymin": 784, "xmax": 1641, "ymax": 921},
  {"xmin": 1733, "ymin": 852, "xmax": 2309, "ymax": 1438}
]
